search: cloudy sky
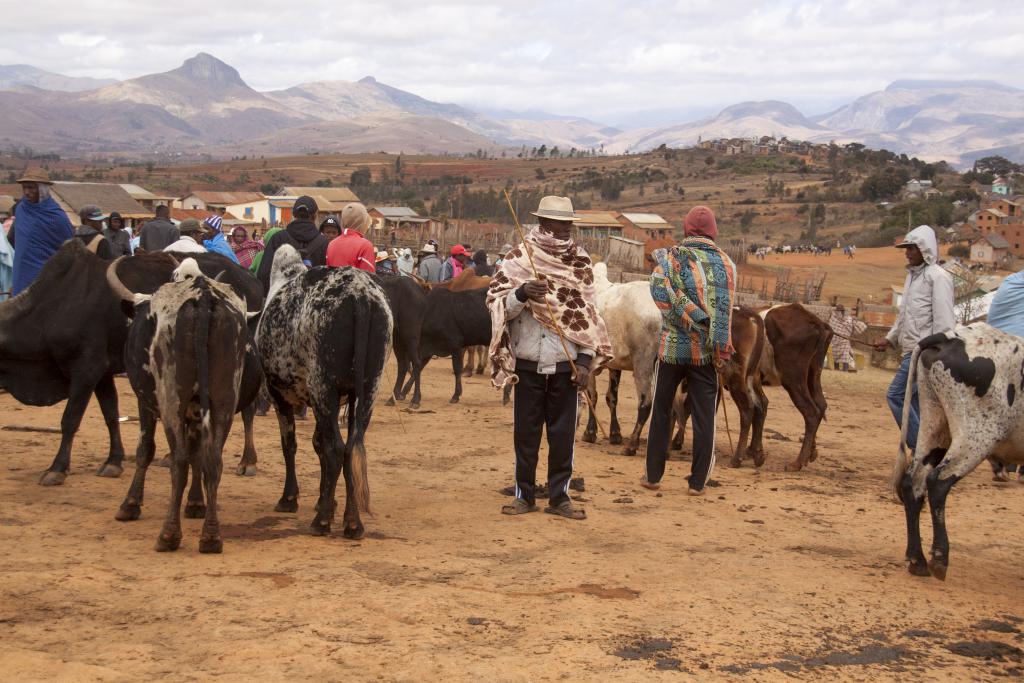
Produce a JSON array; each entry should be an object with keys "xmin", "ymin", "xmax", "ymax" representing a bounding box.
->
[{"xmin": 5, "ymin": 0, "xmax": 1023, "ymax": 127}]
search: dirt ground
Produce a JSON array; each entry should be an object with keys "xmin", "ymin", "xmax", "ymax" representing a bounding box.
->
[{"xmin": 2, "ymin": 359, "xmax": 1024, "ymax": 681}]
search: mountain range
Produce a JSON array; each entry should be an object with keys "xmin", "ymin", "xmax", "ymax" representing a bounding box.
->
[{"xmin": 1, "ymin": 53, "xmax": 1022, "ymax": 166}]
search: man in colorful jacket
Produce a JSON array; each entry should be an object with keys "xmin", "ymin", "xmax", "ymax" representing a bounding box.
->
[{"xmin": 643, "ymin": 206, "xmax": 736, "ymax": 496}]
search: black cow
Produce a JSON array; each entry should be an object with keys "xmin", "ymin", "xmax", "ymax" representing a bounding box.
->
[
  {"xmin": 376, "ymin": 275, "xmax": 427, "ymax": 409},
  {"xmin": 0, "ymin": 240, "xmax": 129, "ymax": 485},
  {"xmin": 257, "ymin": 246, "xmax": 392, "ymax": 539},
  {"xmin": 400, "ymin": 287, "xmax": 491, "ymax": 405},
  {"xmin": 108, "ymin": 250, "xmax": 265, "ymax": 477},
  {"xmin": 121, "ymin": 261, "xmax": 250, "ymax": 553}
]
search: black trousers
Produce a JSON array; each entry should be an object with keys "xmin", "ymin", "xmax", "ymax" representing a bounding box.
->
[
  {"xmin": 645, "ymin": 361, "xmax": 718, "ymax": 490},
  {"xmin": 513, "ymin": 367, "xmax": 577, "ymax": 506}
]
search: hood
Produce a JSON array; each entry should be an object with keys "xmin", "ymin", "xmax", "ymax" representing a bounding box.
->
[
  {"xmin": 286, "ymin": 219, "xmax": 320, "ymax": 242},
  {"xmin": 900, "ymin": 224, "xmax": 938, "ymax": 265}
]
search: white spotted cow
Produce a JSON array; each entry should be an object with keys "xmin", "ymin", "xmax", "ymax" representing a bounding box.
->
[
  {"xmin": 257, "ymin": 245, "xmax": 393, "ymax": 539},
  {"xmin": 893, "ymin": 323, "xmax": 1024, "ymax": 580}
]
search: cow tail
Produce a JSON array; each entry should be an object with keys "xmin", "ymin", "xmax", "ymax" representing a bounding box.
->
[
  {"xmin": 347, "ymin": 298, "xmax": 372, "ymax": 515},
  {"xmin": 891, "ymin": 345, "xmax": 921, "ymax": 501},
  {"xmin": 196, "ymin": 281, "xmax": 213, "ymax": 471}
]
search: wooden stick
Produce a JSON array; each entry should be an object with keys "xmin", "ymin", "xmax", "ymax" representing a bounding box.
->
[
  {"xmin": 503, "ymin": 190, "xmax": 608, "ymax": 440},
  {"xmin": 2, "ymin": 425, "xmax": 62, "ymax": 434}
]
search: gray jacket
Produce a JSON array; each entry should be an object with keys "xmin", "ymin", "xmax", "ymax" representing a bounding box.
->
[
  {"xmin": 418, "ymin": 254, "xmax": 443, "ymax": 283},
  {"xmin": 505, "ymin": 289, "xmax": 594, "ymax": 373},
  {"xmin": 886, "ymin": 225, "xmax": 955, "ymax": 355},
  {"xmin": 140, "ymin": 218, "xmax": 179, "ymax": 252}
]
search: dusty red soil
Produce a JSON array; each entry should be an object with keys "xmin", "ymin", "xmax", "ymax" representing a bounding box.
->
[{"xmin": 2, "ymin": 361, "xmax": 1023, "ymax": 680}]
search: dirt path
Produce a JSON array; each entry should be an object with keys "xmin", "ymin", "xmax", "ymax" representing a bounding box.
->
[{"xmin": 2, "ymin": 361, "xmax": 1023, "ymax": 681}]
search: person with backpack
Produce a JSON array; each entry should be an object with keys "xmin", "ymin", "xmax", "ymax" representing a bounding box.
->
[
  {"xmin": 75, "ymin": 205, "xmax": 114, "ymax": 259},
  {"xmin": 256, "ymin": 196, "xmax": 329, "ymax": 291}
]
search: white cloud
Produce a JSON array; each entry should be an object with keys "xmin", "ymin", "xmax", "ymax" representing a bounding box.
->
[{"xmin": 2, "ymin": 0, "xmax": 1022, "ymax": 123}]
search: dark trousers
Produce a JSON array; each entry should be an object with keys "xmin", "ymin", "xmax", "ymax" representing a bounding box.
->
[
  {"xmin": 513, "ymin": 368, "xmax": 577, "ymax": 506},
  {"xmin": 646, "ymin": 361, "xmax": 718, "ymax": 490}
]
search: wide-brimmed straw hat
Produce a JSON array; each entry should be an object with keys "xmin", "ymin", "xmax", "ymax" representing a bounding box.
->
[
  {"xmin": 420, "ymin": 243, "xmax": 437, "ymax": 254},
  {"xmin": 531, "ymin": 195, "xmax": 578, "ymax": 222},
  {"xmin": 17, "ymin": 168, "xmax": 53, "ymax": 184},
  {"xmin": 375, "ymin": 250, "xmax": 391, "ymax": 263}
]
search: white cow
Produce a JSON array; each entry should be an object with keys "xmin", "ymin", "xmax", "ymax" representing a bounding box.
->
[
  {"xmin": 892, "ymin": 322, "xmax": 1024, "ymax": 580},
  {"xmin": 581, "ymin": 263, "xmax": 661, "ymax": 455}
]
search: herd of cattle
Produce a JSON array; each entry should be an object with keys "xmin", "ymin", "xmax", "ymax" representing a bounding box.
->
[{"xmin": 0, "ymin": 240, "xmax": 1022, "ymax": 581}]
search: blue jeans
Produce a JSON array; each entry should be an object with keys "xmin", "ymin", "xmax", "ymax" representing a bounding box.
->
[{"xmin": 887, "ymin": 353, "xmax": 920, "ymax": 449}]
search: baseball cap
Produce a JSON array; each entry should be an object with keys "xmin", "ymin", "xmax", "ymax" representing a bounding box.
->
[
  {"xmin": 293, "ymin": 195, "xmax": 318, "ymax": 216},
  {"xmin": 451, "ymin": 244, "xmax": 469, "ymax": 257},
  {"xmin": 78, "ymin": 205, "xmax": 108, "ymax": 222}
]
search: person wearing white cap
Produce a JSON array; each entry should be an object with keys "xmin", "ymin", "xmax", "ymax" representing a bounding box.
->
[
  {"xmin": 396, "ymin": 247, "xmax": 415, "ymax": 276},
  {"xmin": 873, "ymin": 224, "xmax": 954, "ymax": 451},
  {"xmin": 417, "ymin": 242, "xmax": 443, "ymax": 282}
]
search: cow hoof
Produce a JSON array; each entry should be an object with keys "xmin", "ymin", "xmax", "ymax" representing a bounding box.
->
[
  {"xmin": 784, "ymin": 460, "xmax": 804, "ymax": 472},
  {"xmin": 608, "ymin": 434, "xmax": 623, "ymax": 445},
  {"xmin": 310, "ymin": 520, "xmax": 331, "ymax": 536},
  {"xmin": 729, "ymin": 457, "xmax": 743, "ymax": 468},
  {"xmin": 621, "ymin": 446, "xmax": 637, "ymax": 457},
  {"xmin": 156, "ymin": 455, "xmax": 171, "ymax": 468},
  {"xmin": 154, "ymin": 532, "xmax": 181, "ymax": 552},
  {"xmin": 343, "ymin": 523, "xmax": 365, "ymax": 540},
  {"xmin": 928, "ymin": 559, "xmax": 948, "ymax": 581},
  {"xmin": 198, "ymin": 536, "xmax": 223, "ymax": 554},
  {"xmin": 184, "ymin": 502, "xmax": 206, "ymax": 519},
  {"xmin": 235, "ymin": 462, "xmax": 257, "ymax": 477},
  {"xmin": 993, "ymin": 471, "xmax": 1011, "ymax": 482},
  {"xmin": 449, "ymin": 396, "xmax": 460, "ymax": 405},
  {"xmin": 115, "ymin": 504, "xmax": 141, "ymax": 521},
  {"xmin": 410, "ymin": 401, "xmax": 421, "ymax": 410},
  {"xmin": 274, "ymin": 497, "xmax": 298, "ymax": 513},
  {"xmin": 581, "ymin": 432, "xmax": 596, "ymax": 444},
  {"xmin": 385, "ymin": 396, "xmax": 396, "ymax": 407},
  {"xmin": 809, "ymin": 449, "xmax": 819, "ymax": 463},
  {"xmin": 39, "ymin": 470, "xmax": 66, "ymax": 486},
  {"xmin": 96, "ymin": 462, "xmax": 123, "ymax": 478},
  {"xmin": 752, "ymin": 451, "xmax": 766, "ymax": 467},
  {"xmin": 669, "ymin": 442, "xmax": 682, "ymax": 452},
  {"xmin": 907, "ymin": 560, "xmax": 930, "ymax": 577}
]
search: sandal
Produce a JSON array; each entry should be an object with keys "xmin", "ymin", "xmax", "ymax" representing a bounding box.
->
[
  {"xmin": 640, "ymin": 476, "xmax": 660, "ymax": 491},
  {"xmin": 501, "ymin": 499, "xmax": 539, "ymax": 515},
  {"xmin": 544, "ymin": 501, "xmax": 587, "ymax": 520}
]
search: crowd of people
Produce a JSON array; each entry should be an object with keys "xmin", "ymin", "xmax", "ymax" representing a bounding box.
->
[{"xmin": 1, "ymin": 169, "xmax": 516, "ymax": 300}]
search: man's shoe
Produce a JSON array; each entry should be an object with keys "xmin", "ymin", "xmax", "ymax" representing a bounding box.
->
[
  {"xmin": 687, "ymin": 487, "xmax": 705, "ymax": 497},
  {"xmin": 544, "ymin": 501, "xmax": 586, "ymax": 520},
  {"xmin": 501, "ymin": 499, "xmax": 539, "ymax": 515},
  {"xmin": 640, "ymin": 476, "xmax": 661, "ymax": 491}
]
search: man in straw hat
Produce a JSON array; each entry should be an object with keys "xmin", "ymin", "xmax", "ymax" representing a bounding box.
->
[
  {"xmin": 164, "ymin": 218, "xmax": 207, "ymax": 253},
  {"xmin": 325, "ymin": 202, "xmax": 375, "ymax": 273},
  {"xmin": 9, "ymin": 168, "xmax": 74, "ymax": 295},
  {"xmin": 488, "ymin": 196, "xmax": 612, "ymax": 520},
  {"xmin": 643, "ymin": 206, "xmax": 736, "ymax": 496}
]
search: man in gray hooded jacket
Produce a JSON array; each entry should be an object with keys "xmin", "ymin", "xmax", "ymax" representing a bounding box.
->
[{"xmin": 873, "ymin": 224, "xmax": 955, "ymax": 449}]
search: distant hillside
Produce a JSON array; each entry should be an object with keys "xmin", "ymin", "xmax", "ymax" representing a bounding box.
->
[{"xmin": 0, "ymin": 64, "xmax": 116, "ymax": 92}]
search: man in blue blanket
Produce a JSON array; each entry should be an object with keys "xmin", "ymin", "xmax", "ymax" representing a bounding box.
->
[
  {"xmin": 201, "ymin": 213, "xmax": 239, "ymax": 264},
  {"xmin": 9, "ymin": 168, "xmax": 74, "ymax": 295}
]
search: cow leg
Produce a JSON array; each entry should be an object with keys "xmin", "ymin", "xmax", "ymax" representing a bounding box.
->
[
  {"xmin": 782, "ymin": 381, "xmax": 821, "ymax": 471},
  {"xmin": 450, "ymin": 353, "xmax": 464, "ymax": 404},
  {"xmin": 408, "ymin": 357, "xmax": 429, "ymax": 410},
  {"xmin": 199, "ymin": 423, "xmax": 229, "ymax": 554},
  {"xmin": 624, "ymin": 379, "xmax": 654, "ymax": 457},
  {"xmin": 925, "ymin": 439, "xmax": 989, "ymax": 581},
  {"xmin": 606, "ymin": 370, "xmax": 623, "ymax": 445},
  {"xmin": 806, "ymin": 353, "xmax": 828, "ymax": 463},
  {"xmin": 901, "ymin": 447, "xmax": 945, "ymax": 576},
  {"xmin": 581, "ymin": 371, "xmax": 599, "ymax": 444},
  {"xmin": 116, "ymin": 405, "xmax": 158, "ymax": 521},
  {"xmin": 670, "ymin": 389, "xmax": 690, "ymax": 452},
  {"xmin": 749, "ymin": 382, "xmax": 769, "ymax": 467},
  {"xmin": 94, "ymin": 372, "xmax": 125, "ymax": 478},
  {"xmin": 272, "ymin": 397, "xmax": 299, "ymax": 513},
  {"xmin": 462, "ymin": 348, "xmax": 474, "ymax": 378},
  {"xmin": 389, "ymin": 348, "xmax": 408, "ymax": 405},
  {"xmin": 475, "ymin": 346, "xmax": 487, "ymax": 374},
  {"xmin": 728, "ymin": 378, "xmax": 754, "ymax": 468},
  {"xmin": 310, "ymin": 401, "xmax": 342, "ymax": 536},
  {"xmin": 184, "ymin": 460, "xmax": 206, "ymax": 518},
  {"xmin": 40, "ymin": 379, "xmax": 95, "ymax": 486},
  {"xmin": 155, "ymin": 429, "xmax": 188, "ymax": 552},
  {"xmin": 235, "ymin": 403, "xmax": 258, "ymax": 476}
]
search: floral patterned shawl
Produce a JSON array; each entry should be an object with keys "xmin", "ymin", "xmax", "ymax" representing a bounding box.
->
[{"xmin": 486, "ymin": 227, "xmax": 612, "ymax": 388}]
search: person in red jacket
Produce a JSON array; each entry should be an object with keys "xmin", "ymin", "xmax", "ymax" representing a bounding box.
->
[{"xmin": 326, "ymin": 202, "xmax": 375, "ymax": 273}]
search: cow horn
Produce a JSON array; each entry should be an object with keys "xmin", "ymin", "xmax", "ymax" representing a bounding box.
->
[
  {"xmin": 105, "ymin": 257, "xmax": 136, "ymax": 302},
  {"xmin": 214, "ymin": 270, "xmax": 227, "ymax": 282}
]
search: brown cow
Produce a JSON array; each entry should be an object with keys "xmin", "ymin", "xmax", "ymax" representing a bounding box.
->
[
  {"xmin": 670, "ymin": 307, "xmax": 768, "ymax": 467},
  {"xmin": 760, "ymin": 303, "xmax": 832, "ymax": 471}
]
